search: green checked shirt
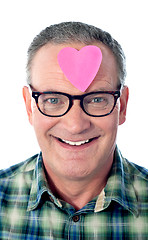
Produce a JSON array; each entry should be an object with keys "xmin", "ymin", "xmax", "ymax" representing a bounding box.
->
[{"xmin": 0, "ymin": 147, "xmax": 148, "ymax": 239}]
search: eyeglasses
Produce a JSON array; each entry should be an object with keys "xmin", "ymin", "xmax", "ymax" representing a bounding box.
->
[{"xmin": 31, "ymin": 88, "xmax": 120, "ymax": 117}]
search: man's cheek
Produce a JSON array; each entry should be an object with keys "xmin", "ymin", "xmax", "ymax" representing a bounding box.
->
[{"xmin": 103, "ymin": 116, "xmax": 119, "ymax": 141}]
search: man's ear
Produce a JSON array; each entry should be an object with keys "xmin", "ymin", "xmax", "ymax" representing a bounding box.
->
[
  {"xmin": 22, "ymin": 86, "xmax": 33, "ymax": 125},
  {"xmin": 119, "ymin": 86, "xmax": 129, "ymax": 125}
]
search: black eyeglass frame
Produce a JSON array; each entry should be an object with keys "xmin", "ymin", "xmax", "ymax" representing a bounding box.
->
[{"xmin": 31, "ymin": 89, "xmax": 121, "ymax": 117}]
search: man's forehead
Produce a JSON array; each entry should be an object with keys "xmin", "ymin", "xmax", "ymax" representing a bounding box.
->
[{"xmin": 31, "ymin": 42, "xmax": 118, "ymax": 91}]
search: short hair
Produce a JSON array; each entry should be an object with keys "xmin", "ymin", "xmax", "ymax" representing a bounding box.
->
[{"xmin": 26, "ymin": 21, "xmax": 126, "ymax": 87}]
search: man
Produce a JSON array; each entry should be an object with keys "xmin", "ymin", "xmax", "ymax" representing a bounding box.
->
[{"xmin": 0, "ymin": 22, "xmax": 147, "ymax": 239}]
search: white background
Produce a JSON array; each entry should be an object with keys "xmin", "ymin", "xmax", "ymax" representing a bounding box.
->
[{"xmin": 0, "ymin": 0, "xmax": 148, "ymax": 169}]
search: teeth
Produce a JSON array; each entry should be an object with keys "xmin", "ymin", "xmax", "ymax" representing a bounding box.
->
[{"xmin": 61, "ymin": 139, "xmax": 89, "ymax": 146}]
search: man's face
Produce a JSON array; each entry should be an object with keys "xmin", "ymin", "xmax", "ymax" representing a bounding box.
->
[{"xmin": 23, "ymin": 42, "xmax": 128, "ymax": 181}]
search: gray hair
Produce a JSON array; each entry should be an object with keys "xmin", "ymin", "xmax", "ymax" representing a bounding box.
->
[{"xmin": 26, "ymin": 22, "xmax": 126, "ymax": 87}]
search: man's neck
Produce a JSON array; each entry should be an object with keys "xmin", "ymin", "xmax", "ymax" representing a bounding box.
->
[{"xmin": 45, "ymin": 163, "xmax": 112, "ymax": 211}]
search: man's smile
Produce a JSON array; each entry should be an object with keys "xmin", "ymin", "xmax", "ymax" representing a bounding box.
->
[
  {"xmin": 53, "ymin": 136, "xmax": 99, "ymax": 148},
  {"xmin": 59, "ymin": 138, "xmax": 90, "ymax": 146}
]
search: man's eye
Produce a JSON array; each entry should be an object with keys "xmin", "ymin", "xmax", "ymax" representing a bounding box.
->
[
  {"xmin": 47, "ymin": 98, "xmax": 59, "ymax": 104},
  {"xmin": 90, "ymin": 97, "xmax": 108, "ymax": 104},
  {"xmin": 92, "ymin": 97, "xmax": 104, "ymax": 103},
  {"xmin": 85, "ymin": 96, "xmax": 109, "ymax": 107}
]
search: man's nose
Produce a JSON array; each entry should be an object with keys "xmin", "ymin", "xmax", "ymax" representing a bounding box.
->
[{"xmin": 61, "ymin": 101, "xmax": 91, "ymax": 134}]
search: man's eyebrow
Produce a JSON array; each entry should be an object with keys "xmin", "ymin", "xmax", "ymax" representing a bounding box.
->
[
  {"xmin": 41, "ymin": 89, "xmax": 61, "ymax": 92},
  {"xmin": 29, "ymin": 85, "xmax": 55, "ymax": 92},
  {"xmin": 92, "ymin": 84, "xmax": 121, "ymax": 91},
  {"xmin": 91, "ymin": 87, "xmax": 114, "ymax": 92}
]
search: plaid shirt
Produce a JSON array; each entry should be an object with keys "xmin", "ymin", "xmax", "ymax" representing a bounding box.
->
[{"xmin": 0, "ymin": 147, "xmax": 147, "ymax": 239}]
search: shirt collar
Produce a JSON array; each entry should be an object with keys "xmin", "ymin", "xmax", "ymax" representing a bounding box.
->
[
  {"xmin": 27, "ymin": 153, "xmax": 62, "ymax": 211},
  {"xmin": 95, "ymin": 147, "xmax": 139, "ymax": 217}
]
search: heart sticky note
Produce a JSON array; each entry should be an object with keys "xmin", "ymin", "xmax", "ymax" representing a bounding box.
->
[{"xmin": 57, "ymin": 45, "xmax": 102, "ymax": 92}]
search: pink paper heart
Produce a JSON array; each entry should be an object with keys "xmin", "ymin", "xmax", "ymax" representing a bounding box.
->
[{"xmin": 57, "ymin": 45, "xmax": 102, "ymax": 92}]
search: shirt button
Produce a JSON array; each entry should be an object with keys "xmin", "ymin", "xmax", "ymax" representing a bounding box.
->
[{"xmin": 72, "ymin": 215, "xmax": 80, "ymax": 222}]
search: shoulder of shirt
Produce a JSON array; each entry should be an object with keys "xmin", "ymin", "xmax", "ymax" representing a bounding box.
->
[
  {"xmin": 123, "ymin": 157, "xmax": 148, "ymax": 182},
  {"xmin": 0, "ymin": 154, "xmax": 39, "ymax": 180}
]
